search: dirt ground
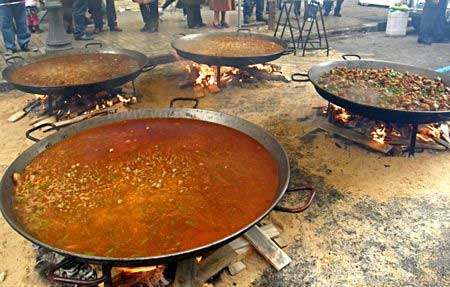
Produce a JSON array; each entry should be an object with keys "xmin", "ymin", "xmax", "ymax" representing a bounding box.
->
[{"xmin": 0, "ymin": 51, "xmax": 449, "ymax": 287}]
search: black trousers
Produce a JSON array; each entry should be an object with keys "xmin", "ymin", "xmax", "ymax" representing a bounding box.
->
[
  {"xmin": 185, "ymin": 4, "xmax": 202, "ymax": 28},
  {"xmin": 139, "ymin": 1, "xmax": 158, "ymax": 25},
  {"xmin": 105, "ymin": 0, "xmax": 118, "ymax": 29},
  {"xmin": 90, "ymin": 0, "xmax": 118, "ymax": 29},
  {"xmin": 419, "ymin": 0, "xmax": 448, "ymax": 42},
  {"xmin": 89, "ymin": 0, "xmax": 103, "ymax": 29},
  {"xmin": 162, "ymin": 0, "xmax": 176, "ymax": 10}
]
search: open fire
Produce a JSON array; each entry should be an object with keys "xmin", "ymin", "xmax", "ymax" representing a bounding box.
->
[
  {"xmin": 182, "ymin": 62, "xmax": 285, "ymax": 92},
  {"xmin": 324, "ymin": 104, "xmax": 450, "ymax": 152}
]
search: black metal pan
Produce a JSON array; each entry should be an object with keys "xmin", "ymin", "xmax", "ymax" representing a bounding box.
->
[
  {"xmin": 172, "ymin": 30, "xmax": 293, "ymax": 67},
  {"xmin": 2, "ymin": 43, "xmax": 155, "ymax": 96},
  {"xmin": 291, "ymin": 54, "xmax": 450, "ymax": 124},
  {"xmin": 0, "ymin": 98, "xmax": 315, "ymax": 285}
]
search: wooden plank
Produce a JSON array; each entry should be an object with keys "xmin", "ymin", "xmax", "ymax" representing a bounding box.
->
[
  {"xmin": 228, "ymin": 224, "xmax": 280, "ymax": 251},
  {"xmin": 386, "ymin": 138, "xmax": 447, "ymax": 151},
  {"xmin": 243, "ymin": 226, "xmax": 292, "ymax": 271},
  {"xmin": 174, "ymin": 258, "xmax": 196, "ymax": 287},
  {"xmin": 318, "ymin": 120, "xmax": 394, "ymax": 154},
  {"xmin": 194, "ymin": 244, "xmax": 238, "ymax": 286},
  {"xmin": 228, "ymin": 261, "xmax": 247, "ymax": 276},
  {"xmin": 273, "ymin": 237, "xmax": 288, "ymax": 248}
]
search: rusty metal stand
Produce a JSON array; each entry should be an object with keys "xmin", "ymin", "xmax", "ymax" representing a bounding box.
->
[
  {"xmin": 297, "ymin": 1, "xmax": 329, "ymax": 57},
  {"xmin": 274, "ymin": 0, "xmax": 300, "ymax": 55},
  {"xmin": 408, "ymin": 123, "xmax": 419, "ymax": 157}
]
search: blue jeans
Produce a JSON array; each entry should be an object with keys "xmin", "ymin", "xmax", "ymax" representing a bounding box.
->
[
  {"xmin": 73, "ymin": 0, "xmax": 88, "ymax": 38},
  {"xmin": 0, "ymin": 2, "xmax": 30, "ymax": 50},
  {"xmin": 244, "ymin": 0, "xmax": 264, "ymax": 18}
]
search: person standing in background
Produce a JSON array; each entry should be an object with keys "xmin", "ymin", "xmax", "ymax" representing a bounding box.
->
[
  {"xmin": 25, "ymin": 0, "xmax": 42, "ymax": 33},
  {"xmin": 73, "ymin": 0, "xmax": 94, "ymax": 40},
  {"xmin": 184, "ymin": 0, "xmax": 204, "ymax": 29},
  {"xmin": 90, "ymin": 0, "xmax": 122, "ymax": 33},
  {"xmin": 105, "ymin": 0, "xmax": 122, "ymax": 31},
  {"xmin": 323, "ymin": 0, "xmax": 344, "ymax": 17},
  {"xmin": 418, "ymin": 0, "xmax": 448, "ymax": 44},
  {"xmin": 0, "ymin": 0, "xmax": 31, "ymax": 54},
  {"xmin": 243, "ymin": 0, "xmax": 266, "ymax": 24},
  {"xmin": 136, "ymin": 0, "xmax": 159, "ymax": 32},
  {"xmin": 210, "ymin": 0, "xmax": 234, "ymax": 28}
]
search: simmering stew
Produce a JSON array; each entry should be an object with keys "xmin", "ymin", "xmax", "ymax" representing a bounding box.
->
[
  {"xmin": 10, "ymin": 53, "xmax": 140, "ymax": 87},
  {"xmin": 178, "ymin": 35, "xmax": 284, "ymax": 57},
  {"xmin": 13, "ymin": 118, "xmax": 279, "ymax": 258}
]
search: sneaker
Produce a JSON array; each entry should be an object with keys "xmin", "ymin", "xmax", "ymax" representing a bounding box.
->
[
  {"xmin": 333, "ymin": 13, "xmax": 342, "ymax": 17},
  {"xmin": 75, "ymin": 34, "xmax": 95, "ymax": 41},
  {"xmin": 4, "ymin": 48, "xmax": 16, "ymax": 56},
  {"xmin": 243, "ymin": 16, "xmax": 250, "ymax": 24},
  {"xmin": 20, "ymin": 44, "xmax": 30, "ymax": 52}
]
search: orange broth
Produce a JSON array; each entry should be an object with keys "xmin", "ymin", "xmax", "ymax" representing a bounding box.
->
[{"xmin": 13, "ymin": 118, "xmax": 279, "ymax": 258}]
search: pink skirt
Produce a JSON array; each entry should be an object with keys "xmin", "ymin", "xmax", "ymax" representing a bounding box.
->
[{"xmin": 209, "ymin": 0, "xmax": 235, "ymax": 11}]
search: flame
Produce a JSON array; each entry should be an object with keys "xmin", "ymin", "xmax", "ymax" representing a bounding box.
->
[
  {"xmin": 117, "ymin": 266, "xmax": 157, "ymax": 273},
  {"xmin": 185, "ymin": 63, "xmax": 257, "ymax": 89},
  {"xmin": 371, "ymin": 125, "xmax": 386, "ymax": 144},
  {"xmin": 416, "ymin": 133, "xmax": 434, "ymax": 143},
  {"xmin": 331, "ymin": 105, "xmax": 351, "ymax": 123},
  {"xmin": 34, "ymin": 94, "xmax": 48, "ymax": 102}
]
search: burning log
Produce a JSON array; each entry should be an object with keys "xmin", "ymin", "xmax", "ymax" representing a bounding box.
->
[{"xmin": 318, "ymin": 120, "xmax": 395, "ymax": 154}]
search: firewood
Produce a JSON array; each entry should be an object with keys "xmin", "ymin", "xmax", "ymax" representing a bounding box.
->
[
  {"xmin": 243, "ymin": 226, "xmax": 292, "ymax": 271},
  {"xmin": 228, "ymin": 261, "xmax": 246, "ymax": 276},
  {"xmin": 318, "ymin": 120, "xmax": 394, "ymax": 154}
]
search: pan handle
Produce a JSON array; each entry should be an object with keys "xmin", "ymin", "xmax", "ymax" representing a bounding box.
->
[
  {"xmin": 282, "ymin": 47, "xmax": 296, "ymax": 56},
  {"xmin": 142, "ymin": 61, "xmax": 157, "ymax": 72},
  {"xmin": 5, "ymin": 55, "xmax": 25, "ymax": 65},
  {"xmin": 47, "ymin": 257, "xmax": 107, "ymax": 285},
  {"xmin": 342, "ymin": 54, "xmax": 361, "ymax": 60},
  {"xmin": 274, "ymin": 186, "xmax": 315, "ymax": 213},
  {"xmin": 25, "ymin": 123, "xmax": 58, "ymax": 142},
  {"xmin": 169, "ymin": 97, "xmax": 199, "ymax": 108},
  {"xmin": 85, "ymin": 42, "xmax": 103, "ymax": 49},
  {"xmin": 173, "ymin": 33, "xmax": 186, "ymax": 39},
  {"xmin": 237, "ymin": 28, "xmax": 251, "ymax": 32},
  {"xmin": 291, "ymin": 72, "xmax": 310, "ymax": 82}
]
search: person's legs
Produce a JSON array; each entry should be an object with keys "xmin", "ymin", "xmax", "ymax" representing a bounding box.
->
[
  {"xmin": 147, "ymin": 0, "xmax": 159, "ymax": 32},
  {"xmin": 139, "ymin": 3, "xmax": 151, "ymax": 31},
  {"xmin": 433, "ymin": 0, "xmax": 448, "ymax": 41},
  {"xmin": 11, "ymin": 3, "xmax": 30, "ymax": 50},
  {"xmin": 89, "ymin": 0, "xmax": 103, "ymax": 31},
  {"xmin": 323, "ymin": 0, "xmax": 333, "ymax": 16},
  {"xmin": 185, "ymin": 4, "xmax": 196, "ymax": 28},
  {"xmin": 294, "ymin": 0, "xmax": 301, "ymax": 16},
  {"xmin": 195, "ymin": 5, "xmax": 203, "ymax": 25},
  {"xmin": 255, "ymin": 0, "xmax": 265, "ymax": 20},
  {"xmin": 0, "ymin": 5, "xmax": 17, "ymax": 51},
  {"xmin": 333, "ymin": 0, "xmax": 344, "ymax": 16},
  {"xmin": 418, "ymin": 1, "xmax": 438, "ymax": 44},
  {"xmin": 73, "ymin": 0, "xmax": 89, "ymax": 38},
  {"xmin": 106, "ymin": 0, "xmax": 120, "ymax": 30},
  {"xmin": 213, "ymin": 11, "xmax": 220, "ymax": 26},
  {"xmin": 30, "ymin": 7, "xmax": 41, "ymax": 33},
  {"xmin": 162, "ymin": 0, "xmax": 176, "ymax": 10},
  {"xmin": 243, "ymin": 0, "xmax": 252, "ymax": 22}
]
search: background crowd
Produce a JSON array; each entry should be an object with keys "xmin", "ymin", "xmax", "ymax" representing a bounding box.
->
[{"xmin": 0, "ymin": 0, "xmax": 448, "ymax": 55}]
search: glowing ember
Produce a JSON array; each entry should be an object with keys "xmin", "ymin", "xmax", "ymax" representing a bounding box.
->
[
  {"xmin": 117, "ymin": 266, "xmax": 157, "ymax": 274},
  {"xmin": 371, "ymin": 125, "xmax": 387, "ymax": 144},
  {"xmin": 330, "ymin": 104, "xmax": 351, "ymax": 123}
]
